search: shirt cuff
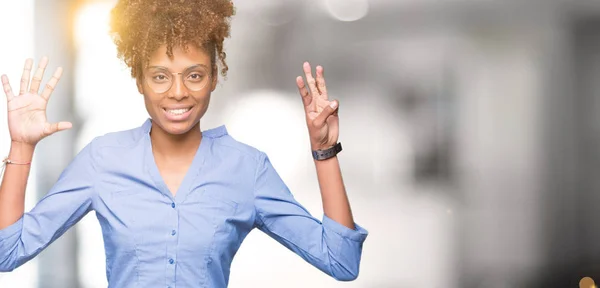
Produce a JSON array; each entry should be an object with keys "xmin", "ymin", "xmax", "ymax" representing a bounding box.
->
[
  {"xmin": 0, "ymin": 217, "xmax": 23, "ymax": 240},
  {"xmin": 322, "ymin": 214, "xmax": 368, "ymax": 242}
]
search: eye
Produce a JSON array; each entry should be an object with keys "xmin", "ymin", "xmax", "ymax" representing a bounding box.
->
[
  {"xmin": 187, "ymin": 73, "xmax": 205, "ymax": 82},
  {"xmin": 152, "ymin": 74, "xmax": 169, "ymax": 82}
]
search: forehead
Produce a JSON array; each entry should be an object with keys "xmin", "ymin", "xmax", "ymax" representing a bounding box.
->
[{"xmin": 147, "ymin": 44, "xmax": 211, "ymax": 70}]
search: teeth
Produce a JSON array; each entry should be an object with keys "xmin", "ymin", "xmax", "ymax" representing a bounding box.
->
[{"xmin": 166, "ymin": 108, "xmax": 190, "ymax": 115}]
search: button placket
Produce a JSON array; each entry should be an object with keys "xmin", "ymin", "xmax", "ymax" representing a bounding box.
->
[{"xmin": 165, "ymin": 201, "xmax": 179, "ymax": 288}]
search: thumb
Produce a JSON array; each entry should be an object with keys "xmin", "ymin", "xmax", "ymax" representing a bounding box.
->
[
  {"xmin": 44, "ymin": 121, "xmax": 73, "ymax": 136},
  {"xmin": 313, "ymin": 100, "xmax": 338, "ymax": 128}
]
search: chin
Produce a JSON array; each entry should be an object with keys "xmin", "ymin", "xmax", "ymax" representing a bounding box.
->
[
  {"xmin": 162, "ymin": 121, "xmax": 197, "ymax": 135},
  {"xmin": 152, "ymin": 105, "xmax": 203, "ymax": 134},
  {"xmin": 151, "ymin": 115, "xmax": 198, "ymax": 136}
]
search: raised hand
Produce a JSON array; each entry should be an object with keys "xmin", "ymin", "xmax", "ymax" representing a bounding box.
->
[
  {"xmin": 2, "ymin": 57, "xmax": 72, "ymax": 147},
  {"xmin": 296, "ymin": 62, "xmax": 339, "ymax": 151}
]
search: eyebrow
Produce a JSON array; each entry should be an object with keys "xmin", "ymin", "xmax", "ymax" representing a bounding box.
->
[{"xmin": 147, "ymin": 64, "xmax": 209, "ymax": 71}]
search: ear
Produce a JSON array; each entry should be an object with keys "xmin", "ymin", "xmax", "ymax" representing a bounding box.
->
[
  {"xmin": 136, "ymin": 78, "xmax": 144, "ymax": 94},
  {"xmin": 210, "ymin": 68, "xmax": 218, "ymax": 92}
]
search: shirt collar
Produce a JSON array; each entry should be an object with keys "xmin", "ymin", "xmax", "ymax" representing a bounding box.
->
[
  {"xmin": 141, "ymin": 118, "xmax": 227, "ymax": 138},
  {"xmin": 202, "ymin": 125, "xmax": 228, "ymax": 138}
]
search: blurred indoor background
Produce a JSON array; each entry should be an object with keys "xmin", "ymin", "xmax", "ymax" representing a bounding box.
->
[{"xmin": 2, "ymin": 0, "xmax": 600, "ymax": 287}]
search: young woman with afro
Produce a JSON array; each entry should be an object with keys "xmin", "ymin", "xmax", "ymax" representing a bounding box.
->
[{"xmin": 0, "ymin": 0, "xmax": 368, "ymax": 287}]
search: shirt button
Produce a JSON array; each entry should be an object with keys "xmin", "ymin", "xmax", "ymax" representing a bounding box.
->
[
  {"xmin": 169, "ymin": 259, "xmax": 174, "ymax": 264},
  {"xmin": 171, "ymin": 203, "xmax": 176, "ymax": 208},
  {"xmin": 171, "ymin": 230, "xmax": 176, "ymax": 236}
]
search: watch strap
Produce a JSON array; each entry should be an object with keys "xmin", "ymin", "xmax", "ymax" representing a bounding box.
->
[{"xmin": 312, "ymin": 142, "xmax": 342, "ymax": 161}]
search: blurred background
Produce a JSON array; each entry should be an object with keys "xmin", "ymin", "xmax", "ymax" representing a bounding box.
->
[{"xmin": 2, "ymin": 0, "xmax": 600, "ymax": 287}]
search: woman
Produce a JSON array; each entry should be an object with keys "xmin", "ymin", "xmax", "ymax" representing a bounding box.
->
[{"xmin": 0, "ymin": 0, "xmax": 367, "ymax": 287}]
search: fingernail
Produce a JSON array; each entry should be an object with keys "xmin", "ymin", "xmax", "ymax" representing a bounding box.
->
[{"xmin": 330, "ymin": 100, "xmax": 338, "ymax": 109}]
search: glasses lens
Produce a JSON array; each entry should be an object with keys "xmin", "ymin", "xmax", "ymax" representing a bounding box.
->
[
  {"xmin": 146, "ymin": 69, "xmax": 172, "ymax": 94},
  {"xmin": 183, "ymin": 66, "xmax": 210, "ymax": 91}
]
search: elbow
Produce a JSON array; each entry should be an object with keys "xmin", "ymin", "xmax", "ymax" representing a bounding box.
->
[
  {"xmin": 333, "ymin": 271, "xmax": 359, "ymax": 282},
  {"xmin": 0, "ymin": 241, "xmax": 24, "ymax": 272},
  {"xmin": 329, "ymin": 262, "xmax": 362, "ymax": 281},
  {"xmin": 0, "ymin": 266, "xmax": 15, "ymax": 273},
  {"xmin": 0, "ymin": 219, "xmax": 26, "ymax": 272},
  {"xmin": 0, "ymin": 256, "xmax": 17, "ymax": 272},
  {"xmin": 324, "ymin": 246, "xmax": 364, "ymax": 281}
]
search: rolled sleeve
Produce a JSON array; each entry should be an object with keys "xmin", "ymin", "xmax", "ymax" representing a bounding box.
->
[
  {"xmin": 0, "ymin": 218, "xmax": 23, "ymax": 271},
  {"xmin": 321, "ymin": 215, "xmax": 368, "ymax": 281},
  {"xmin": 0, "ymin": 218, "xmax": 23, "ymax": 241},
  {"xmin": 322, "ymin": 214, "xmax": 368, "ymax": 243}
]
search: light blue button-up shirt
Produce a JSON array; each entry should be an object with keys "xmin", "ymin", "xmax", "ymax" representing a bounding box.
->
[{"xmin": 0, "ymin": 119, "xmax": 368, "ymax": 287}]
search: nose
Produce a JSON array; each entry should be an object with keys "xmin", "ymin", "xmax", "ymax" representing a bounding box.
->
[{"xmin": 168, "ymin": 73, "xmax": 188, "ymax": 100}]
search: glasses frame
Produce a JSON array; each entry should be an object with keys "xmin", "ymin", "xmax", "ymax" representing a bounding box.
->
[{"xmin": 143, "ymin": 64, "xmax": 212, "ymax": 94}]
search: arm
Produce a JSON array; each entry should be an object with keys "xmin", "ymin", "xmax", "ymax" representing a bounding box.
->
[
  {"xmin": 253, "ymin": 62, "xmax": 367, "ymax": 280},
  {"xmin": 253, "ymin": 153, "xmax": 368, "ymax": 281},
  {"xmin": 314, "ymin": 154, "xmax": 354, "ymax": 229},
  {"xmin": 296, "ymin": 62, "xmax": 356, "ymax": 229},
  {"xmin": 1, "ymin": 57, "xmax": 71, "ymax": 229},
  {"xmin": 0, "ymin": 142, "xmax": 35, "ymax": 229},
  {"xmin": 0, "ymin": 57, "xmax": 85, "ymax": 272},
  {"xmin": 297, "ymin": 62, "xmax": 360, "ymax": 229},
  {"xmin": 0, "ymin": 142, "xmax": 97, "ymax": 272}
]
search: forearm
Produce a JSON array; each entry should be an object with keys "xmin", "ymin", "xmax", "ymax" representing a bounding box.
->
[
  {"xmin": 314, "ymin": 155, "xmax": 355, "ymax": 229},
  {"xmin": 0, "ymin": 142, "xmax": 34, "ymax": 229}
]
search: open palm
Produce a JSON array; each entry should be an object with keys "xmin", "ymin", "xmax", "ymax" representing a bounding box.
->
[{"xmin": 2, "ymin": 57, "xmax": 72, "ymax": 146}]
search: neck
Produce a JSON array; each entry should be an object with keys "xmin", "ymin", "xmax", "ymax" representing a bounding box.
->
[{"xmin": 149, "ymin": 120, "xmax": 202, "ymax": 159}]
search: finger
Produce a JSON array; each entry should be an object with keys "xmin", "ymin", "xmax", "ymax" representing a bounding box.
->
[
  {"xmin": 315, "ymin": 65, "xmax": 328, "ymax": 98},
  {"xmin": 333, "ymin": 101, "xmax": 339, "ymax": 116},
  {"xmin": 29, "ymin": 56, "xmax": 49, "ymax": 94},
  {"xmin": 20, "ymin": 58, "xmax": 33, "ymax": 95},
  {"xmin": 41, "ymin": 67, "xmax": 63, "ymax": 101},
  {"xmin": 313, "ymin": 100, "xmax": 338, "ymax": 128},
  {"xmin": 44, "ymin": 121, "xmax": 72, "ymax": 136},
  {"xmin": 1, "ymin": 75, "xmax": 15, "ymax": 101},
  {"xmin": 303, "ymin": 62, "xmax": 319, "ymax": 97},
  {"xmin": 296, "ymin": 76, "xmax": 313, "ymax": 112}
]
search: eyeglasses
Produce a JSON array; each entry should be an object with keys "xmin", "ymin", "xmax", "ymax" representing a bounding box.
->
[{"xmin": 144, "ymin": 65, "xmax": 211, "ymax": 94}]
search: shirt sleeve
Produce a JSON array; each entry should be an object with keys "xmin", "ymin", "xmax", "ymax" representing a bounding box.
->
[
  {"xmin": 0, "ymin": 140, "xmax": 97, "ymax": 272},
  {"xmin": 253, "ymin": 152, "xmax": 368, "ymax": 281}
]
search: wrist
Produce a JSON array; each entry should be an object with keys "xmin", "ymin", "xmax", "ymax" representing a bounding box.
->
[
  {"xmin": 311, "ymin": 142, "xmax": 342, "ymax": 161},
  {"xmin": 313, "ymin": 155, "xmax": 337, "ymax": 163},
  {"xmin": 9, "ymin": 141, "xmax": 35, "ymax": 163},
  {"xmin": 311, "ymin": 143, "xmax": 334, "ymax": 151}
]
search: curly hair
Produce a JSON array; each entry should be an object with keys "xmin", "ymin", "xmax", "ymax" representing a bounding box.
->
[{"xmin": 109, "ymin": 0, "xmax": 235, "ymax": 81}]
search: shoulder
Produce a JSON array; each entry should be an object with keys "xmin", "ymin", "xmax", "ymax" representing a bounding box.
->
[
  {"xmin": 204, "ymin": 125, "xmax": 265, "ymax": 165},
  {"xmin": 85, "ymin": 120, "xmax": 150, "ymax": 159}
]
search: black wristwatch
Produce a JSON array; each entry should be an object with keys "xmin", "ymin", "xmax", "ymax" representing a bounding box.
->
[{"xmin": 312, "ymin": 142, "xmax": 342, "ymax": 161}]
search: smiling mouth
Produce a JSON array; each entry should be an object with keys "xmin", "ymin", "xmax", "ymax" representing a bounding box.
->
[{"xmin": 163, "ymin": 107, "xmax": 192, "ymax": 115}]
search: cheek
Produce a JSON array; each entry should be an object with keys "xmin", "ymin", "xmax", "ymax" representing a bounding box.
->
[
  {"xmin": 142, "ymin": 93, "xmax": 162, "ymax": 113},
  {"xmin": 192, "ymin": 93, "xmax": 211, "ymax": 115},
  {"xmin": 193, "ymin": 90, "xmax": 211, "ymax": 105}
]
